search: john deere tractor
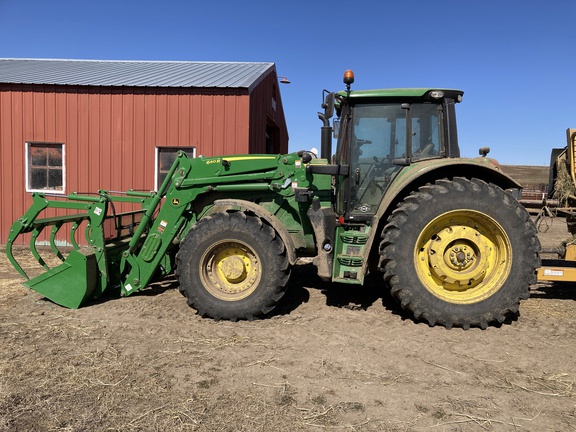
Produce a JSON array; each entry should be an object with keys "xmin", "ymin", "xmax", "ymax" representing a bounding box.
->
[{"xmin": 7, "ymin": 70, "xmax": 540, "ymax": 329}]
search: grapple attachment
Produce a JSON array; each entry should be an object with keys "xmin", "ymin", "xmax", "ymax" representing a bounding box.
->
[
  {"xmin": 6, "ymin": 191, "xmax": 152, "ymax": 308},
  {"xmin": 7, "ymin": 153, "xmax": 193, "ymax": 308}
]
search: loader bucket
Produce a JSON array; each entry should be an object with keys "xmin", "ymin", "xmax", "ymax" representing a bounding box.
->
[{"xmin": 23, "ymin": 248, "xmax": 101, "ymax": 309}]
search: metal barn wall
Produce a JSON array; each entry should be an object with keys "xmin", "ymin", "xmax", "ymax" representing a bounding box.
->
[
  {"xmin": 249, "ymin": 73, "xmax": 289, "ymax": 154},
  {"xmin": 0, "ymin": 84, "xmax": 252, "ymax": 245}
]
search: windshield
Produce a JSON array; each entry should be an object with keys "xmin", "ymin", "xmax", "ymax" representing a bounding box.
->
[{"xmin": 337, "ymin": 102, "xmax": 444, "ymax": 218}]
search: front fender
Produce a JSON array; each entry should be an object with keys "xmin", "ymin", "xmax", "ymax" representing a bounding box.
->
[{"xmin": 204, "ymin": 198, "xmax": 298, "ymax": 265}]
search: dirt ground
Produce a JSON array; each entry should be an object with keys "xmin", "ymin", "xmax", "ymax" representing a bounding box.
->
[{"xmin": 1, "ymin": 214, "xmax": 575, "ymax": 432}]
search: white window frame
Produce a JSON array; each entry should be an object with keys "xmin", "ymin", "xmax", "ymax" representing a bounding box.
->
[
  {"xmin": 155, "ymin": 147, "xmax": 196, "ymax": 191},
  {"xmin": 25, "ymin": 142, "xmax": 66, "ymax": 194}
]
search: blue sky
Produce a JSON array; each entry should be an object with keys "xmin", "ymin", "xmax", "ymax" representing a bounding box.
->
[{"xmin": 0, "ymin": 0, "xmax": 574, "ymax": 166}]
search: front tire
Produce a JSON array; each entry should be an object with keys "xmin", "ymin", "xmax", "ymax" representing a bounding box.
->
[
  {"xmin": 380, "ymin": 177, "xmax": 540, "ymax": 329},
  {"xmin": 176, "ymin": 212, "xmax": 291, "ymax": 320}
]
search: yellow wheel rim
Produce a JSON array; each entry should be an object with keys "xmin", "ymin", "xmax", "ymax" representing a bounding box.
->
[
  {"xmin": 200, "ymin": 240, "xmax": 261, "ymax": 301},
  {"xmin": 415, "ymin": 210, "xmax": 512, "ymax": 304}
]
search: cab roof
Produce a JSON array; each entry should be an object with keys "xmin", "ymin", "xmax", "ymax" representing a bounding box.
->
[{"xmin": 337, "ymin": 88, "xmax": 464, "ymax": 101}]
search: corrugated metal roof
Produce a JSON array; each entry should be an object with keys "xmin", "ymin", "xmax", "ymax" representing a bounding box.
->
[{"xmin": 0, "ymin": 58, "xmax": 275, "ymax": 89}]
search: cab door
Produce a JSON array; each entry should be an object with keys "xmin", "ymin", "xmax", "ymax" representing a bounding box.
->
[{"xmin": 342, "ymin": 103, "xmax": 406, "ymax": 220}]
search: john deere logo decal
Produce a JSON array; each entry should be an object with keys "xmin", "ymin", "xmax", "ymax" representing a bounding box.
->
[{"xmin": 172, "ymin": 198, "xmax": 180, "ymax": 205}]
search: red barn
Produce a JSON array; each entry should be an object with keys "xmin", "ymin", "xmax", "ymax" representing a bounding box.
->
[{"xmin": 0, "ymin": 59, "xmax": 288, "ymax": 245}]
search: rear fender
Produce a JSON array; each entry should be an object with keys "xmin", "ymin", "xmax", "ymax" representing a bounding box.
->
[{"xmin": 376, "ymin": 159, "xmax": 521, "ymax": 222}]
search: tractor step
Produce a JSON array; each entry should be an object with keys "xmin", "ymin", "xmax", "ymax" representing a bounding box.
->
[{"xmin": 336, "ymin": 254, "xmax": 364, "ymax": 266}]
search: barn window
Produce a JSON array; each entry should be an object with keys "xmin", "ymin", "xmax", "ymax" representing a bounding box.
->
[
  {"xmin": 155, "ymin": 147, "xmax": 196, "ymax": 190},
  {"xmin": 26, "ymin": 143, "xmax": 65, "ymax": 193}
]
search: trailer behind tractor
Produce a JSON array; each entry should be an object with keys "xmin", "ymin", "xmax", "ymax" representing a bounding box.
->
[
  {"xmin": 6, "ymin": 70, "xmax": 540, "ymax": 329},
  {"xmin": 534, "ymin": 128, "xmax": 576, "ymax": 282}
]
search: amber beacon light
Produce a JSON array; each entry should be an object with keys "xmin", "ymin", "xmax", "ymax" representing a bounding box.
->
[
  {"xmin": 343, "ymin": 69, "xmax": 354, "ymax": 94},
  {"xmin": 343, "ymin": 69, "xmax": 355, "ymax": 85}
]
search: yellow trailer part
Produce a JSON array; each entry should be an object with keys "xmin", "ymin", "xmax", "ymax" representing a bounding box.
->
[{"xmin": 537, "ymin": 259, "xmax": 576, "ymax": 282}]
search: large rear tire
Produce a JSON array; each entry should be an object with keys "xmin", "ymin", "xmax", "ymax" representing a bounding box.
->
[
  {"xmin": 380, "ymin": 177, "xmax": 540, "ymax": 329},
  {"xmin": 176, "ymin": 212, "xmax": 291, "ymax": 320}
]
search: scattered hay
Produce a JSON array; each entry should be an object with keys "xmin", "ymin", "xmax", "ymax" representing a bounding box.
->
[
  {"xmin": 553, "ymin": 157, "xmax": 576, "ymax": 206},
  {"xmin": 510, "ymin": 373, "xmax": 574, "ymax": 397}
]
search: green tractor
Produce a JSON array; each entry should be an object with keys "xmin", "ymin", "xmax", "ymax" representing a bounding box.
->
[{"xmin": 6, "ymin": 70, "xmax": 540, "ymax": 329}]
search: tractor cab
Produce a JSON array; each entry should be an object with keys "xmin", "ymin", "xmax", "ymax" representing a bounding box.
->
[{"xmin": 321, "ymin": 71, "xmax": 464, "ymax": 221}]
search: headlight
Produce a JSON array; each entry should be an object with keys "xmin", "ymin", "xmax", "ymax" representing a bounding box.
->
[{"xmin": 430, "ymin": 90, "xmax": 444, "ymax": 99}]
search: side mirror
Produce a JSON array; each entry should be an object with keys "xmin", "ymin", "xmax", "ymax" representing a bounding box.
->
[{"xmin": 322, "ymin": 91, "xmax": 335, "ymax": 119}]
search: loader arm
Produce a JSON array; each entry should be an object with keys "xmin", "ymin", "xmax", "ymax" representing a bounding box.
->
[
  {"xmin": 118, "ymin": 152, "xmax": 285, "ymax": 294},
  {"xmin": 118, "ymin": 151, "xmax": 325, "ymax": 294}
]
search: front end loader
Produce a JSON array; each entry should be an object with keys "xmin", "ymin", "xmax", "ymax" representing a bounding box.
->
[{"xmin": 7, "ymin": 71, "xmax": 540, "ymax": 329}]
